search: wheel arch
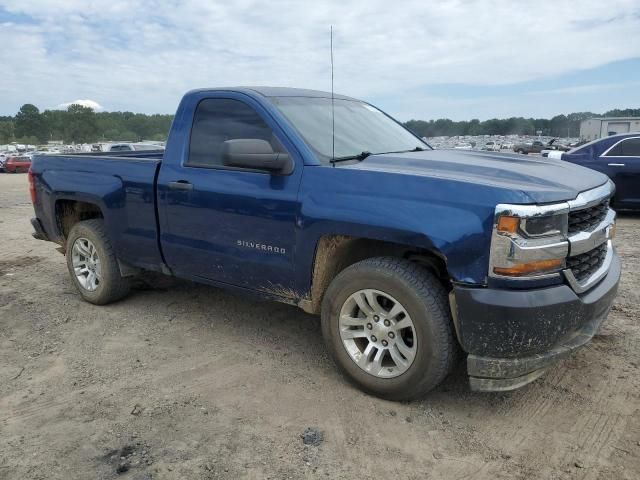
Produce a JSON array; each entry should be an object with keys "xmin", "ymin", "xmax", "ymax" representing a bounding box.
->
[
  {"xmin": 55, "ymin": 198, "xmax": 105, "ymax": 243},
  {"xmin": 301, "ymin": 234, "xmax": 449, "ymax": 314}
]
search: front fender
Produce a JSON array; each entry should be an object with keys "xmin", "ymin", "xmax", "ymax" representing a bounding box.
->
[{"xmin": 295, "ymin": 166, "xmax": 504, "ymax": 293}]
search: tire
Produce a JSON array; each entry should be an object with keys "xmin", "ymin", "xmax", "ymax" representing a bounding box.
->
[
  {"xmin": 65, "ymin": 219, "xmax": 130, "ymax": 305},
  {"xmin": 321, "ymin": 257, "xmax": 456, "ymax": 401}
]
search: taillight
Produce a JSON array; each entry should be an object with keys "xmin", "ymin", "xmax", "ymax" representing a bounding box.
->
[{"xmin": 28, "ymin": 169, "xmax": 36, "ymax": 204}]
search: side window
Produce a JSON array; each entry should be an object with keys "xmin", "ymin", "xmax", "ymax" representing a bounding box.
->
[
  {"xmin": 187, "ymin": 98, "xmax": 283, "ymax": 168},
  {"xmin": 606, "ymin": 138, "xmax": 640, "ymax": 157}
]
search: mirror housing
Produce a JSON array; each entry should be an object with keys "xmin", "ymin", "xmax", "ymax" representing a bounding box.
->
[{"xmin": 222, "ymin": 139, "xmax": 292, "ymax": 174}]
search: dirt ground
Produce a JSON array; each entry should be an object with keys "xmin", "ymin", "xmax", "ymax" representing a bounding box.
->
[{"xmin": 0, "ymin": 172, "xmax": 639, "ymax": 480}]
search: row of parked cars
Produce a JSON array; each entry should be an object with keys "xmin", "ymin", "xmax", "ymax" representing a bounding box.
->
[{"xmin": 1, "ymin": 142, "xmax": 166, "ymax": 173}]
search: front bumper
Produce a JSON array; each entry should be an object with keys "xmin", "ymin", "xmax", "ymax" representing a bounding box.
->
[{"xmin": 451, "ymin": 252, "xmax": 620, "ymax": 392}]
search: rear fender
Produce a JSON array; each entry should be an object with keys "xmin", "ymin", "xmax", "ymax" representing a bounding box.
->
[{"xmin": 41, "ymin": 170, "xmax": 123, "ymax": 243}]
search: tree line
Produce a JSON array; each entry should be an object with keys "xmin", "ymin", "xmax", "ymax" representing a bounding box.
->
[
  {"xmin": 1, "ymin": 103, "xmax": 639, "ymax": 145},
  {"xmin": 0, "ymin": 104, "xmax": 173, "ymax": 145},
  {"xmin": 405, "ymin": 108, "xmax": 640, "ymax": 138}
]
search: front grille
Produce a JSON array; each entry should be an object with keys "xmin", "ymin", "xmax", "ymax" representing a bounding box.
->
[
  {"xmin": 568, "ymin": 199, "xmax": 609, "ymax": 235},
  {"xmin": 567, "ymin": 242, "xmax": 608, "ymax": 283}
]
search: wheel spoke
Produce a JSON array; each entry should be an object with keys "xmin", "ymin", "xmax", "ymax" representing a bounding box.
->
[
  {"xmin": 389, "ymin": 344, "xmax": 409, "ymax": 368},
  {"xmin": 394, "ymin": 317, "xmax": 412, "ymax": 330},
  {"xmin": 75, "ymin": 241, "xmax": 92, "ymax": 258},
  {"xmin": 74, "ymin": 266, "xmax": 89, "ymax": 276},
  {"xmin": 86, "ymin": 271, "xmax": 96, "ymax": 290},
  {"xmin": 358, "ymin": 342, "xmax": 376, "ymax": 366},
  {"xmin": 353, "ymin": 291, "xmax": 374, "ymax": 315},
  {"xmin": 340, "ymin": 314, "xmax": 366, "ymax": 327},
  {"xmin": 364, "ymin": 290, "xmax": 382, "ymax": 313},
  {"xmin": 395, "ymin": 338, "xmax": 416, "ymax": 362},
  {"xmin": 387, "ymin": 302, "xmax": 404, "ymax": 319},
  {"xmin": 341, "ymin": 329, "xmax": 368, "ymax": 340},
  {"xmin": 368, "ymin": 348, "xmax": 385, "ymax": 375}
]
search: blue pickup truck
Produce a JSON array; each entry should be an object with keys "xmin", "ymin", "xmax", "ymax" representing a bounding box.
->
[{"xmin": 29, "ymin": 87, "xmax": 620, "ymax": 400}]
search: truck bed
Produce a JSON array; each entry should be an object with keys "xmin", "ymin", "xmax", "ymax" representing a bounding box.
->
[{"xmin": 31, "ymin": 152, "xmax": 165, "ymax": 272}]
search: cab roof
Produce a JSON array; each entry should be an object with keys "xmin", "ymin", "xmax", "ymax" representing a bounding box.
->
[{"xmin": 186, "ymin": 86, "xmax": 356, "ymax": 101}]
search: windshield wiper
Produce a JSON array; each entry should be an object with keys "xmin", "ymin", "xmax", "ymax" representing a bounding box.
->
[
  {"xmin": 365, "ymin": 146, "xmax": 428, "ymax": 157},
  {"xmin": 330, "ymin": 151, "xmax": 372, "ymax": 165},
  {"xmin": 330, "ymin": 146, "xmax": 428, "ymax": 166},
  {"xmin": 388, "ymin": 146, "xmax": 427, "ymax": 153}
]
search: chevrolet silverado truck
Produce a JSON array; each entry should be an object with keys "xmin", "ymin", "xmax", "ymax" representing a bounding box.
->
[{"xmin": 29, "ymin": 87, "xmax": 620, "ymax": 400}]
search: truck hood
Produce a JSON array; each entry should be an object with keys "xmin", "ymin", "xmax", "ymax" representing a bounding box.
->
[{"xmin": 342, "ymin": 149, "xmax": 609, "ymax": 204}]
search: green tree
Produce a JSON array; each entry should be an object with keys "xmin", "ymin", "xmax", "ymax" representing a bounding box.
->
[
  {"xmin": 0, "ymin": 120, "xmax": 14, "ymax": 143},
  {"xmin": 14, "ymin": 104, "xmax": 48, "ymax": 143},
  {"xmin": 63, "ymin": 104, "xmax": 99, "ymax": 143},
  {"xmin": 42, "ymin": 109, "xmax": 67, "ymax": 141}
]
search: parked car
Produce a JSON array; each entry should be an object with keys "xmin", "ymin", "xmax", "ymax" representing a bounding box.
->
[
  {"xmin": 30, "ymin": 87, "xmax": 619, "ymax": 400},
  {"xmin": 453, "ymin": 143, "xmax": 473, "ymax": 150},
  {"xmin": 548, "ymin": 134, "xmax": 640, "ymax": 209},
  {"xmin": 513, "ymin": 140, "xmax": 544, "ymax": 154},
  {"xmin": 5, "ymin": 155, "xmax": 31, "ymax": 173},
  {"xmin": 0, "ymin": 153, "xmax": 9, "ymax": 172},
  {"xmin": 105, "ymin": 143, "xmax": 164, "ymax": 152},
  {"xmin": 481, "ymin": 141, "xmax": 500, "ymax": 151},
  {"xmin": 514, "ymin": 138, "xmax": 569, "ymax": 155}
]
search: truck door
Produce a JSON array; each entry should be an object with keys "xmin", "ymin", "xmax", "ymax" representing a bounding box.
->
[
  {"xmin": 602, "ymin": 136, "xmax": 640, "ymax": 208},
  {"xmin": 157, "ymin": 95, "xmax": 303, "ymax": 293}
]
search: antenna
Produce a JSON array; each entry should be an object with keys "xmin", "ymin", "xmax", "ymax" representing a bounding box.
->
[{"xmin": 330, "ymin": 25, "xmax": 335, "ymax": 165}]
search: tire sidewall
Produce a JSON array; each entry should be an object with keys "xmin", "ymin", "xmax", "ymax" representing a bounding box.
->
[{"xmin": 321, "ymin": 264, "xmax": 448, "ymax": 398}]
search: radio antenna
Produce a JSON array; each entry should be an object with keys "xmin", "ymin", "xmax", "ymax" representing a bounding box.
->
[{"xmin": 330, "ymin": 25, "xmax": 336, "ymax": 165}]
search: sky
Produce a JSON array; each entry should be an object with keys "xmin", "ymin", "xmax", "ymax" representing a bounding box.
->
[{"xmin": 1, "ymin": 0, "xmax": 639, "ymax": 121}]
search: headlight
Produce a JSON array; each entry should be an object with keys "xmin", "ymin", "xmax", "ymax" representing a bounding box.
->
[
  {"xmin": 497, "ymin": 214, "xmax": 568, "ymax": 238},
  {"xmin": 521, "ymin": 215, "xmax": 568, "ymax": 237},
  {"xmin": 490, "ymin": 205, "xmax": 569, "ymax": 279}
]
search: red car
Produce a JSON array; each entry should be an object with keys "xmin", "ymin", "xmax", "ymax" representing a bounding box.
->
[{"xmin": 5, "ymin": 156, "xmax": 31, "ymax": 173}]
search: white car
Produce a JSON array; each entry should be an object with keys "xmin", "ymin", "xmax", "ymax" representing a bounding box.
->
[
  {"xmin": 105, "ymin": 143, "xmax": 164, "ymax": 152},
  {"xmin": 482, "ymin": 141, "xmax": 501, "ymax": 152},
  {"xmin": 541, "ymin": 150, "xmax": 564, "ymax": 159}
]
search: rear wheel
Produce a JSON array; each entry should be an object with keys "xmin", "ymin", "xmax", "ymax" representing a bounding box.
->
[
  {"xmin": 321, "ymin": 257, "xmax": 456, "ymax": 401},
  {"xmin": 66, "ymin": 219, "xmax": 130, "ymax": 305}
]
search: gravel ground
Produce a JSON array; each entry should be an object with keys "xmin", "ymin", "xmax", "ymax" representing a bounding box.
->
[{"xmin": 1, "ymin": 173, "xmax": 639, "ymax": 479}]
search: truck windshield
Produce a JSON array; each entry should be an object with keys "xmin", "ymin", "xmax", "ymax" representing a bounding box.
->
[{"xmin": 269, "ymin": 97, "xmax": 430, "ymax": 162}]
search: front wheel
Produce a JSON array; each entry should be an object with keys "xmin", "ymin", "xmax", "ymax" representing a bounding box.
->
[
  {"xmin": 321, "ymin": 257, "xmax": 456, "ymax": 401},
  {"xmin": 66, "ymin": 219, "xmax": 130, "ymax": 305}
]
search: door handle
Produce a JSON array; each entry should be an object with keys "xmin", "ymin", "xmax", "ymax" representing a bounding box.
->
[
  {"xmin": 168, "ymin": 180, "xmax": 193, "ymax": 191},
  {"xmin": 607, "ymin": 163, "xmax": 625, "ymax": 167}
]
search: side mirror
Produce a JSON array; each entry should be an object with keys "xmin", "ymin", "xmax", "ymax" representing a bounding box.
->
[{"xmin": 222, "ymin": 139, "xmax": 292, "ymax": 174}]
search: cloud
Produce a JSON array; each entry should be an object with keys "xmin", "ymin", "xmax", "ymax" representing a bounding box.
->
[
  {"xmin": 56, "ymin": 99, "xmax": 104, "ymax": 111},
  {"xmin": 0, "ymin": 0, "xmax": 639, "ymax": 119}
]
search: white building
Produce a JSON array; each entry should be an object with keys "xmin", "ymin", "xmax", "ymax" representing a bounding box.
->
[{"xmin": 580, "ymin": 117, "xmax": 640, "ymax": 141}]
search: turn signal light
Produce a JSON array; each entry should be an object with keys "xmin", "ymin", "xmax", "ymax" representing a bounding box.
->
[
  {"xmin": 493, "ymin": 258, "xmax": 563, "ymax": 277},
  {"xmin": 496, "ymin": 215, "xmax": 519, "ymax": 234}
]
